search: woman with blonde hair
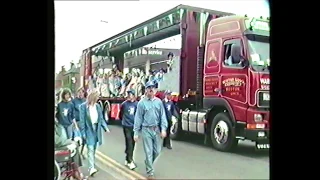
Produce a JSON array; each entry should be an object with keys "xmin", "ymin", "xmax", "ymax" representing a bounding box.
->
[
  {"xmin": 79, "ymin": 89, "xmax": 110, "ymax": 176},
  {"xmin": 56, "ymin": 88, "xmax": 76, "ymax": 139}
]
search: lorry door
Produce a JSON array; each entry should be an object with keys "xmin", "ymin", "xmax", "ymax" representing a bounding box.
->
[
  {"xmin": 220, "ymin": 38, "xmax": 248, "ymax": 104},
  {"xmin": 203, "ymin": 39, "xmax": 222, "ymax": 97}
]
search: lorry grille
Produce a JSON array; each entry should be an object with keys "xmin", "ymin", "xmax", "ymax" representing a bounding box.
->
[{"xmin": 257, "ymin": 91, "xmax": 270, "ymax": 108}]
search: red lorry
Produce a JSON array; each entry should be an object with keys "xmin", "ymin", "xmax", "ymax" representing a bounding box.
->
[{"xmin": 81, "ymin": 4, "xmax": 270, "ymax": 152}]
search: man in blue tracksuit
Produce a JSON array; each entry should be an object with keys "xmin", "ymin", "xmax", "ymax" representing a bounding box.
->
[
  {"xmin": 134, "ymin": 81, "xmax": 168, "ymax": 180},
  {"xmin": 162, "ymin": 90, "xmax": 179, "ymax": 149},
  {"xmin": 119, "ymin": 89, "xmax": 138, "ymax": 170}
]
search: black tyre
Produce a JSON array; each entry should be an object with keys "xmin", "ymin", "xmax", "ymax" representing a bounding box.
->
[
  {"xmin": 210, "ymin": 112, "xmax": 238, "ymax": 152},
  {"xmin": 103, "ymin": 100, "xmax": 111, "ymax": 123},
  {"xmin": 98, "ymin": 100, "xmax": 104, "ymax": 109}
]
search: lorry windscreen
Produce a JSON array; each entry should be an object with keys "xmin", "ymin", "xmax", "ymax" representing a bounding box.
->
[{"xmin": 247, "ymin": 35, "xmax": 269, "ymax": 72}]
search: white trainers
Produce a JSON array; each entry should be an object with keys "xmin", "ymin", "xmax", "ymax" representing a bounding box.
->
[
  {"xmin": 128, "ymin": 162, "xmax": 137, "ymax": 170},
  {"xmin": 125, "ymin": 160, "xmax": 128, "ymax": 166},
  {"xmin": 89, "ymin": 168, "xmax": 98, "ymax": 176}
]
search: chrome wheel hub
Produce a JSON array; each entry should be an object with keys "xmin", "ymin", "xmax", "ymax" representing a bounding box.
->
[{"xmin": 214, "ymin": 121, "xmax": 229, "ymax": 144}]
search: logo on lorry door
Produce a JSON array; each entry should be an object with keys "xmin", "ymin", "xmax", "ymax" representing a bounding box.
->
[
  {"xmin": 222, "ymin": 78, "xmax": 245, "ymax": 96},
  {"xmin": 222, "ymin": 78, "xmax": 245, "ymax": 87},
  {"xmin": 208, "ymin": 50, "xmax": 217, "ymax": 62}
]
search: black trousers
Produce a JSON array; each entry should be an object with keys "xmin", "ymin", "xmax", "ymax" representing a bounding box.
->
[
  {"xmin": 123, "ymin": 126, "xmax": 135, "ymax": 163},
  {"xmin": 163, "ymin": 119, "xmax": 172, "ymax": 146}
]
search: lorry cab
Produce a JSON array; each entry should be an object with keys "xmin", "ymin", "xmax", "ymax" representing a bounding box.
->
[{"xmin": 199, "ymin": 16, "xmax": 269, "ymax": 151}]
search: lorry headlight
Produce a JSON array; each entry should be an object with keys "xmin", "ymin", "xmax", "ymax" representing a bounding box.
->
[{"xmin": 254, "ymin": 114, "xmax": 263, "ymax": 122}]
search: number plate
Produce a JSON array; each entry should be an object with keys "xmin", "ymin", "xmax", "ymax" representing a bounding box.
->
[
  {"xmin": 255, "ymin": 143, "xmax": 270, "ymax": 150},
  {"xmin": 262, "ymin": 93, "xmax": 270, "ymax": 101}
]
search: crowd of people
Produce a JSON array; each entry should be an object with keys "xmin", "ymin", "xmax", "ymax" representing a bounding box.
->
[
  {"xmin": 54, "ymin": 53, "xmax": 178, "ymax": 180},
  {"xmin": 55, "ymin": 87, "xmax": 109, "ymax": 179},
  {"xmin": 92, "ymin": 52, "xmax": 175, "ymax": 98}
]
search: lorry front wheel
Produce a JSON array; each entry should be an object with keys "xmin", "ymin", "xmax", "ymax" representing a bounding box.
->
[
  {"xmin": 210, "ymin": 112, "xmax": 238, "ymax": 152},
  {"xmin": 170, "ymin": 119, "xmax": 182, "ymax": 140},
  {"xmin": 103, "ymin": 100, "xmax": 111, "ymax": 124}
]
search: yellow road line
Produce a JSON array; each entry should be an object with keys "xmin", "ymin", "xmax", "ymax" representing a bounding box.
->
[
  {"xmin": 83, "ymin": 149, "xmax": 142, "ymax": 179},
  {"xmin": 95, "ymin": 153, "xmax": 137, "ymax": 180},
  {"xmin": 96, "ymin": 150, "xmax": 147, "ymax": 180}
]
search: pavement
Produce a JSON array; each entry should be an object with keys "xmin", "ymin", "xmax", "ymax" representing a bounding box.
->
[{"xmin": 97, "ymin": 123, "xmax": 269, "ymax": 179}]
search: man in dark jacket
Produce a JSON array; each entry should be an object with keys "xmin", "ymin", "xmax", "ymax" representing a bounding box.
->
[
  {"xmin": 162, "ymin": 90, "xmax": 179, "ymax": 149},
  {"xmin": 119, "ymin": 89, "xmax": 138, "ymax": 170}
]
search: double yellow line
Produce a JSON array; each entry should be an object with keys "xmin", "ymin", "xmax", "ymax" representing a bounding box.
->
[{"xmin": 95, "ymin": 150, "xmax": 147, "ymax": 180}]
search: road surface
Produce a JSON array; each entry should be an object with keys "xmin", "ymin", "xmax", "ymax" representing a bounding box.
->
[
  {"xmin": 78, "ymin": 154, "xmax": 127, "ymax": 180},
  {"xmin": 98, "ymin": 124, "xmax": 269, "ymax": 179}
]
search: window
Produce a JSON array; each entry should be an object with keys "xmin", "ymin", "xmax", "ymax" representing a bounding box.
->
[
  {"xmin": 223, "ymin": 39, "xmax": 243, "ymax": 67},
  {"xmin": 206, "ymin": 41, "xmax": 220, "ymax": 67},
  {"xmin": 247, "ymin": 37, "xmax": 269, "ymax": 72}
]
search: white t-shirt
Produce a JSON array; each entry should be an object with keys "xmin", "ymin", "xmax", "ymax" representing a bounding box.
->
[{"xmin": 89, "ymin": 104, "xmax": 98, "ymax": 124}]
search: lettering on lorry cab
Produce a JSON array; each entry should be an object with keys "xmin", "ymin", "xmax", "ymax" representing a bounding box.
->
[
  {"xmin": 204, "ymin": 77, "xmax": 219, "ymax": 95},
  {"xmin": 222, "ymin": 78, "xmax": 245, "ymax": 96},
  {"xmin": 260, "ymin": 78, "xmax": 270, "ymax": 90},
  {"xmin": 222, "ymin": 78, "xmax": 245, "ymax": 87}
]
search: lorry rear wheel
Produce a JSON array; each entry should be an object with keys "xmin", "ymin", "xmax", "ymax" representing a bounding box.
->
[{"xmin": 210, "ymin": 112, "xmax": 238, "ymax": 152}]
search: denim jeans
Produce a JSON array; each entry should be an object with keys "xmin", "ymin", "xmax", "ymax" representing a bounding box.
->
[
  {"xmin": 63, "ymin": 124, "xmax": 73, "ymax": 139},
  {"xmin": 141, "ymin": 126, "xmax": 162, "ymax": 176},
  {"xmin": 87, "ymin": 144, "xmax": 98, "ymax": 170},
  {"xmin": 87, "ymin": 124, "xmax": 98, "ymax": 170}
]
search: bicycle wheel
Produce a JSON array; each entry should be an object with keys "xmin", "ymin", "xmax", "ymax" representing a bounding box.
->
[{"xmin": 54, "ymin": 160, "xmax": 61, "ymax": 180}]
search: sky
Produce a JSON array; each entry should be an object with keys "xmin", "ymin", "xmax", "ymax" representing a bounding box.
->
[{"xmin": 54, "ymin": 0, "xmax": 269, "ymax": 73}]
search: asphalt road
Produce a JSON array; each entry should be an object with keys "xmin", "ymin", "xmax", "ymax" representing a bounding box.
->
[
  {"xmin": 78, "ymin": 155, "xmax": 127, "ymax": 180},
  {"xmin": 98, "ymin": 124, "xmax": 269, "ymax": 179}
]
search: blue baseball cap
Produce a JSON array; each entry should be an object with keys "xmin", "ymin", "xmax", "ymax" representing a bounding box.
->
[
  {"xmin": 127, "ymin": 89, "xmax": 136, "ymax": 95},
  {"xmin": 145, "ymin": 81, "xmax": 156, "ymax": 88}
]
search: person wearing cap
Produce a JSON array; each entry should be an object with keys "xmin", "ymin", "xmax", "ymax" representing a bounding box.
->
[
  {"xmin": 133, "ymin": 80, "xmax": 168, "ymax": 180},
  {"xmin": 162, "ymin": 90, "xmax": 179, "ymax": 149},
  {"xmin": 167, "ymin": 52, "xmax": 174, "ymax": 72},
  {"xmin": 119, "ymin": 89, "xmax": 138, "ymax": 170}
]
